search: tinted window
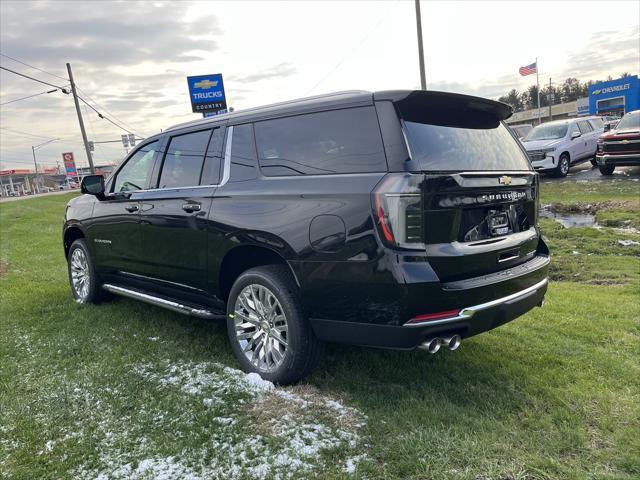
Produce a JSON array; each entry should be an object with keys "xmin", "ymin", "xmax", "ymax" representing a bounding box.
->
[
  {"xmin": 406, "ymin": 121, "xmax": 530, "ymax": 171},
  {"xmin": 200, "ymin": 127, "xmax": 224, "ymax": 185},
  {"xmin": 112, "ymin": 141, "xmax": 158, "ymax": 192},
  {"xmin": 577, "ymin": 121, "xmax": 593, "ymax": 134},
  {"xmin": 254, "ymin": 107, "xmax": 387, "ymax": 176},
  {"xmin": 616, "ymin": 110, "xmax": 640, "ymax": 130},
  {"xmin": 523, "ymin": 123, "xmax": 568, "ymax": 141},
  {"xmin": 229, "ymin": 124, "xmax": 258, "ymax": 182},
  {"xmin": 158, "ymin": 129, "xmax": 211, "ymax": 188}
]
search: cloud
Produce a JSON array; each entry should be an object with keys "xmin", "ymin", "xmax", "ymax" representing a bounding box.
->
[{"xmin": 230, "ymin": 62, "xmax": 297, "ymax": 83}]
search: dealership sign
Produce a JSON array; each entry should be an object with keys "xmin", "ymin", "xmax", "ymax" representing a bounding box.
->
[
  {"xmin": 591, "ymin": 83, "xmax": 630, "ymax": 95},
  {"xmin": 187, "ymin": 73, "xmax": 227, "ymax": 115},
  {"xmin": 62, "ymin": 152, "xmax": 78, "ymax": 180}
]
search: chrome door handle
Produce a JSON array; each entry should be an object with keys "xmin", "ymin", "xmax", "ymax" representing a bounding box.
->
[
  {"xmin": 125, "ymin": 204, "xmax": 139, "ymax": 213},
  {"xmin": 182, "ymin": 203, "xmax": 201, "ymax": 212}
]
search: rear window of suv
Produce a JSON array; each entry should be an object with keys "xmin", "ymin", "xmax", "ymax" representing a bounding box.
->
[
  {"xmin": 404, "ymin": 120, "xmax": 530, "ymax": 171},
  {"xmin": 254, "ymin": 107, "xmax": 387, "ymax": 176}
]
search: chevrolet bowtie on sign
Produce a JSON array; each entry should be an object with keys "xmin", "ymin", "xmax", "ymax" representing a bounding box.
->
[{"xmin": 187, "ymin": 73, "xmax": 227, "ymax": 115}]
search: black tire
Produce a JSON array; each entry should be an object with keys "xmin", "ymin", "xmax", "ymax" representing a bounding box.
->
[
  {"xmin": 599, "ymin": 164, "xmax": 615, "ymax": 175},
  {"xmin": 590, "ymin": 157, "xmax": 597, "ymax": 167},
  {"xmin": 555, "ymin": 153, "xmax": 570, "ymax": 177},
  {"xmin": 226, "ymin": 265, "xmax": 323, "ymax": 385},
  {"xmin": 67, "ymin": 238, "xmax": 104, "ymax": 304}
]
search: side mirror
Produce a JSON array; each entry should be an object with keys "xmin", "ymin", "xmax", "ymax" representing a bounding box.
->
[
  {"xmin": 81, "ymin": 174, "xmax": 105, "ymax": 198},
  {"xmin": 604, "ymin": 124, "xmax": 611, "ymax": 132},
  {"xmin": 571, "ymin": 131, "xmax": 581, "ymax": 139}
]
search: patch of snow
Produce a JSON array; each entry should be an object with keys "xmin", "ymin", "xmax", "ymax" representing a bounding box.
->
[
  {"xmin": 71, "ymin": 360, "xmax": 368, "ymax": 479},
  {"xmin": 618, "ymin": 239, "xmax": 639, "ymax": 246}
]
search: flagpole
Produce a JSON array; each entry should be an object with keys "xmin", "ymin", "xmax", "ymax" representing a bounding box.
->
[{"xmin": 536, "ymin": 57, "xmax": 541, "ymax": 125}]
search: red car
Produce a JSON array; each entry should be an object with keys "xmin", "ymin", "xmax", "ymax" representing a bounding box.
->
[{"xmin": 596, "ymin": 110, "xmax": 640, "ymax": 175}]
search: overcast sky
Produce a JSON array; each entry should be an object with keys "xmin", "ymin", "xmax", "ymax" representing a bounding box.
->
[{"xmin": 1, "ymin": 0, "xmax": 638, "ymax": 171}]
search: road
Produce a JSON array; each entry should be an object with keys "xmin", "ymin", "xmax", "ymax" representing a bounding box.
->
[{"xmin": 0, "ymin": 189, "xmax": 78, "ymax": 202}]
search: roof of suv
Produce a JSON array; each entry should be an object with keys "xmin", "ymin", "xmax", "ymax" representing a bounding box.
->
[{"xmin": 165, "ymin": 89, "xmax": 512, "ymax": 133}]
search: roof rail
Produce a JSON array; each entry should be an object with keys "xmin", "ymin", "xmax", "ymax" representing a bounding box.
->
[{"xmin": 165, "ymin": 90, "xmax": 371, "ymax": 132}]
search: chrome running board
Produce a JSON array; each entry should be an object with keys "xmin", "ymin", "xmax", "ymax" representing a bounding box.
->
[{"xmin": 102, "ymin": 283, "xmax": 224, "ymax": 319}]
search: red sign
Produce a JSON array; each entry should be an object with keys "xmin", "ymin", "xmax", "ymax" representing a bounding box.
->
[{"xmin": 62, "ymin": 152, "xmax": 78, "ymax": 179}]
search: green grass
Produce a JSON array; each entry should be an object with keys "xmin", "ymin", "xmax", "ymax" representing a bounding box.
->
[{"xmin": 1, "ymin": 184, "xmax": 639, "ymax": 479}]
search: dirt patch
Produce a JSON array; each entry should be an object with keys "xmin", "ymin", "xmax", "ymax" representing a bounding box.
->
[
  {"xmin": 0, "ymin": 260, "xmax": 8, "ymax": 277},
  {"xmin": 247, "ymin": 384, "xmax": 365, "ymax": 435},
  {"xmin": 548, "ymin": 200, "xmax": 638, "ymax": 214}
]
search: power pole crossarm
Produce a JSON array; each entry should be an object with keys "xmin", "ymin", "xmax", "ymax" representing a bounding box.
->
[
  {"xmin": 67, "ymin": 63, "xmax": 95, "ymax": 174},
  {"xmin": 415, "ymin": 0, "xmax": 427, "ymax": 90}
]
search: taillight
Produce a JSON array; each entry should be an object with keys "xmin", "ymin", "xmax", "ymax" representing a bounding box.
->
[{"xmin": 371, "ymin": 173, "xmax": 424, "ymax": 250}]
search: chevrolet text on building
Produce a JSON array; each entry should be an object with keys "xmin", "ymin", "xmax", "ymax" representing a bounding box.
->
[{"xmin": 591, "ymin": 83, "xmax": 631, "ymax": 95}]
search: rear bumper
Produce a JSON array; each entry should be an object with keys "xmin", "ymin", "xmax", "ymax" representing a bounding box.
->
[
  {"xmin": 311, "ymin": 277, "xmax": 548, "ymax": 349},
  {"xmin": 596, "ymin": 153, "xmax": 640, "ymax": 167}
]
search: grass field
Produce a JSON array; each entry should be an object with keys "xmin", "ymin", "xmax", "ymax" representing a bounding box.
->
[{"xmin": 1, "ymin": 179, "xmax": 639, "ymax": 480}]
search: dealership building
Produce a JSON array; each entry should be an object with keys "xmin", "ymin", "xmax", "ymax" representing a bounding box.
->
[
  {"xmin": 586, "ymin": 75, "xmax": 639, "ymax": 117},
  {"xmin": 507, "ymin": 75, "xmax": 639, "ymax": 125}
]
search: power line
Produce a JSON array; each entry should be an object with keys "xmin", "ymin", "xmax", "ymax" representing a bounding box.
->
[
  {"xmin": 75, "ymin": 85, "xmax": 145, "ymax": 137},
  {"xmin": 77, "ymin": 95, "xmax": 136, "ymax": 135},
  {"xmin": 0, "ymin": 65, "xmax": 69, "ymax": 91},
  {"xmin": 0, "ymin": 127, "xmax": 56, "ymax": 140},
  {"xmin": 0, "ymin": 89, "xmax": 58, "ymax": 106},
  {"xmin": 0, "ymin": 52, "xmax": 69, "ymax": 82}
]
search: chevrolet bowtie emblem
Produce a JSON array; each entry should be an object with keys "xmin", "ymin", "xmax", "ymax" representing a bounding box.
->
[
  {"xmin": 194, "ymin": 79, "xmax": 218, "ymax": 89},
  {"xmin": 621, "ymin": 140, "xmax": 629, "ymax": 144},
  {"xmin": 498, "ymin": 175, "xmax": 512, "ymax": 185}
]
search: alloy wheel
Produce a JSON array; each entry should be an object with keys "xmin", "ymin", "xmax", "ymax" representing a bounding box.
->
[
  {"xmin": 70, "ymin": 248, "xmax": 90, "ymax": 301},
  {"xmin": 233, "ymin": 284, "xmax": 289, "ymax": 372}
]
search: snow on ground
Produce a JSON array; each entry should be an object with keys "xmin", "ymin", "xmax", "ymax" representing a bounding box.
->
[{"xmin": 71, "ymin": 361, "xmax": 367, "ymax": 479}]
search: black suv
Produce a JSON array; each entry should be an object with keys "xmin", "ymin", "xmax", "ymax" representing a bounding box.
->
[{"xmin": 64, "ymin": 90, "xmax": 549, "ymax": 384}]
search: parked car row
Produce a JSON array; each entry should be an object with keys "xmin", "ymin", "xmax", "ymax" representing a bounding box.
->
[{"xmin": 517, "ymin": 110, "xmax": 639, "ymax": 176}]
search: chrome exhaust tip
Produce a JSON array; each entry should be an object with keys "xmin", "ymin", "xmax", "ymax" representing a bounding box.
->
[
  {"xmin": 441, "ymin": 334, "xmax": 462, "ymax": 351},
  {"xmin": 419, "ymin": 338, "xmax": 441, "ymax": 354}
]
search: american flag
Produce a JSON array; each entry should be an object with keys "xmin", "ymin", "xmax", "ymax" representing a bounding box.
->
[{"xmin": 519, "ymin": 62, "xmax": 537, "ymax": 76}]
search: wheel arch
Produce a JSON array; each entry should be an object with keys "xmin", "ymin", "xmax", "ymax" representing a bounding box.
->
[
  {"xmin": 218, "ymin": 244, "xmax": 300, "ymax": 303},
  {"xmin": 63, "ymin": 224, "xmax": 86, "ymax": 259}
]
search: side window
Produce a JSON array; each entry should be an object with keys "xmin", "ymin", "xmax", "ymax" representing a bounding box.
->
[
  {"xmin": 158, "ymin": 129, "xmax": 212, "ymax": 189},
  {"xmin": 254, "ymin": 106, "xmax": 387, "ymax": 176},
  {"xmin": 578, "ymin": 121, "xmax": 593, "ymax": 134},
  {"xmin": 570, "ymin": 123, "xmax": 580, "ymax": 136},
  {"xmin": 200, "ymin": 127, "xmax": 224, "ymax": 185},
  {"xmin": 112, "ymin": 141, "xmax": 158, "ymax": 193},
  {"xmin": 229, "ymin": 124, "xmax": 258, "ymax": 182}
]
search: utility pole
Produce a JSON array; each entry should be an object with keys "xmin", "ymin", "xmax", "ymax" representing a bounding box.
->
[
  {"xmin": 536, "ymin": 58, "xmax": 541, "ymax": 125},
  {"xmin": 31, "ymin": 145, "xmax": 39, "ymax": 194},
  {"xmin": 415, "ymin": 0, "xmax": 426, "ymax": 90},
  {"xmin": 67, "ymin": 62, "xmax": 95, "ymax": 174},
  {"xmin": 548, "ymin": 77, "xmax": 553, "ymax": 120}
]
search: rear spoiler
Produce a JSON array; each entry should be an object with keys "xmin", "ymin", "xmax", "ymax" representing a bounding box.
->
[{"xmin": 374, "ymin": 90, "xmax": 513, "ymax": 128}]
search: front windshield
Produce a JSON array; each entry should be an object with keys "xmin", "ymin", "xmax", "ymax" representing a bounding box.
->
[
  {"xmin": 615, "ymin": 111, "xmax": 640, "ymax": 131},
  {"xmin": 523, "ymin": 123, "xmax": 568, "ymax": 141}
]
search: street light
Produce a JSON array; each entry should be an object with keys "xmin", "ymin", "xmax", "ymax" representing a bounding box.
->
[{"xmin": 31, "ymin": 138, "xmax": 59, "ymax": 193}]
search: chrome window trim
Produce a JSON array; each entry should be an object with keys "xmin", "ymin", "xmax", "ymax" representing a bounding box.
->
[
  {"xmin": 220, "ymin": 125, "xmax": 233, "ymax": 186},
  {"xmin": 106, "ymin": 126, "xmax": 234, "ymax": 195}
]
